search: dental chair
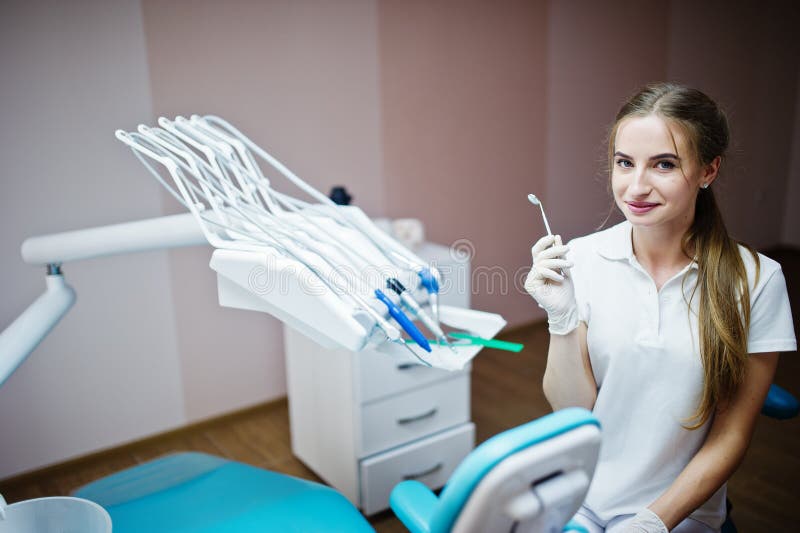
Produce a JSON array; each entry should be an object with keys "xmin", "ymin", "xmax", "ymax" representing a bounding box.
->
[
  {"xmin": 73, "ymin": 407, "xmax": 600, "ymax": 532},
  {"xmin": 390, "ymin": 407, "xmax": 600, "ymax": 533},
  {"xmin": 73, "ymin": 453, "xmax": 373, "ymax": 532}
]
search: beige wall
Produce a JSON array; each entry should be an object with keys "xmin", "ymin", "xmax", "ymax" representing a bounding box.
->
[
  {"xmin": 546, "ymin": 0, "xmax": 670, "ymax": 243},
  {"xmin": 379, "ymin": 0, "xmax": 799, "ymax": 327},
  {"xmin": 666, "ymin": 0, "xmax": 800, "ymax": 249},
  {"xmin": 379, "ymin": 0, "xmax": 549, "ymax": 325}
]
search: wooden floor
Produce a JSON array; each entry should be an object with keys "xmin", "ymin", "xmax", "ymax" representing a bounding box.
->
[{"xmin": 1, "ymin": 249, "xmax": 798, "ymax": 531}]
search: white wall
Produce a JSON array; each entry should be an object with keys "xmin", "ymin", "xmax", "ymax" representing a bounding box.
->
[{"xmin": 0, "ymin": 0, "xmax": 185, "ymax": 478}]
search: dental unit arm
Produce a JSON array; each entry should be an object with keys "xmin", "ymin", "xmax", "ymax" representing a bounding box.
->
[
  {"xmin": 114, "ymin": 116, "xmax": 506, "ymax": 368},
  {"xmin": 0, "ymin": 116, "xmax": 507, "ymax": 387},
  {"xmin": 0, "ymin": 213, "xmax": 207, "ymax": 387}
]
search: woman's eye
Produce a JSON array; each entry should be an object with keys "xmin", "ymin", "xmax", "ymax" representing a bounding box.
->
[
  {"xmin": 615, "ymin": 158, "xmax": 633, "ymax": 168},
  {"xmin": 656, "ymin": 160, "xmax": 676, "ymax": 170}
]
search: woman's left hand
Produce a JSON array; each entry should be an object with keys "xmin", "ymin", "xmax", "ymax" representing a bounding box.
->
[{"xmin": 621, "ymin": 508, "xmax": 668, "ymax": 533}]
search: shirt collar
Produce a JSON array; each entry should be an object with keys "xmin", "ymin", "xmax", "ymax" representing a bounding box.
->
[
  {"xmin": 596, "ymin": 220, "xmax": 699, "ymax": 270},
  {"xmin": 596, "ymin": 220, "xmax": 634, "ymax": 261}
]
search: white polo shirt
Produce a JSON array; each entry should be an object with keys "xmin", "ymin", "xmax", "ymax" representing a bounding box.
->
[{"xmin": 566, "ymin": 221, "xmax": 797, "ymax": 528}]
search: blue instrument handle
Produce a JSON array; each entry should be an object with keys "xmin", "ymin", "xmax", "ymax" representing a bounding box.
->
[
  {"xmin": 418, "ymin": 268, "xmax": 439, "ymax": 293},
  {"xmin": 375, "ymin": 289, "xmax": 432, "ymax": 352}
]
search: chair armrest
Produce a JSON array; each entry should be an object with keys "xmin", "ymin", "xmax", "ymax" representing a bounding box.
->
[
  {"xmin": 563, "ymin": 519, "xmax": 589, "ymax": 533},
  {"xmin": 762, "ymin": 383, "xmax": 799, "ymax": 420},
  {"xmin": 390, "ymin": 480, "xmax": 438, "ymax": 533}
]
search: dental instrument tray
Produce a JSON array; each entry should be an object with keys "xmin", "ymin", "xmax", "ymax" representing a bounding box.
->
[{"xmin": 115, "ymin": 116, "xmax": 506, "ymax": 371}]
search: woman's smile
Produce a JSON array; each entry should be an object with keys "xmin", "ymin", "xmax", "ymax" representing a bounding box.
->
[{"xmin": 625, "ymin": 201, "xmax": 660, "ymax": 215}]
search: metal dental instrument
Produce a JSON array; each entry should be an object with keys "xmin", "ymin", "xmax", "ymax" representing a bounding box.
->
[
  {"xmin": 528, "ymin": 192, "xmax": 567, "ymax": 278},
  {"xmin": 386, "ymin": 278, "xmax": 456, "ymax": 353},
  {"xmin": 527, "ymin": 194, "xmax": 552, "ymax": 236},
  {"xmin": 399, "ymin": 341, "xmax": 432, "ymax": 366}
]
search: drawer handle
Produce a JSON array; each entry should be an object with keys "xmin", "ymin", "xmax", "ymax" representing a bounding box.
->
[
  {"xmin": 403, "ymin": 462, "xmax": 444, "ymax": 480},
  {"xmin": 396, "ymin": 363, "xmax": 418, "ymax": 371},
  {"xmin": 397, "ymin": 407, "xmax": 438, "ymax": 425}
]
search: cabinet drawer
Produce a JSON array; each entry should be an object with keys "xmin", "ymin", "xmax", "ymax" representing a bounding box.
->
[
  {"xmin": 359, "ymin": 422, "xmax": 474, "ymax": 515},
  {"xmin": 358, "ymin": 349, "xmax": 469, "ymax": 403},
  {"xmin": 359, "ymin": 375, "xmax": 469, "ymax": 457}
]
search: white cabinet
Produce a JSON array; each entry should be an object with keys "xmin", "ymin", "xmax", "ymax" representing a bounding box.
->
[
  {"xmin": 283, "ymin": 242, "xmax": 473, "ymax": 514},
  {"xmin": 360, "ymin": 375, "xmax": 470, "ymax": 457},
  {"xmin": 359, "ymin": 423, "xmax": 475, "ymax": 515}
]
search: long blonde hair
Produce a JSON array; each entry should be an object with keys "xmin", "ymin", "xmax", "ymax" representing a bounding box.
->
[{"xmin": 608, "ymin": 83, "xmax": 759, "ymax": 428}]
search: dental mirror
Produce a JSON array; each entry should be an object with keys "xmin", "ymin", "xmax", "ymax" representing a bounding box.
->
[{"xmin": 527, "ymin": 193, "xmax": 552, "ymax": 236}]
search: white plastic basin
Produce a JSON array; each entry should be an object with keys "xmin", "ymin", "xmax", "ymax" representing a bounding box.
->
[{"xmin": 0, "ymin": 496, "xmax": 111, "ymax": 533}]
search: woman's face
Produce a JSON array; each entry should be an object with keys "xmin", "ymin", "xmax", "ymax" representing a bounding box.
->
[{"xmin": 611, "ymin": 114, "xmax": 714, "ymax": 233}]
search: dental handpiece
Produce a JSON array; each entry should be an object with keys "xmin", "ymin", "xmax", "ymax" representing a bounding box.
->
[
  {"xmin": 387, "ymin": 278, "xmax": 456, "ymax": 352},
  {"xmin": 418, "ymin": 268, "xmax": 440, "ymax": 322},
  {"xmin": 527, "ymin": 194, "xmax": 552, "ymax": 236}
]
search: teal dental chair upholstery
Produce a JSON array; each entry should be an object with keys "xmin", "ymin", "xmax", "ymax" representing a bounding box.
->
[
  {"xmin": 74, "ymin": 408, "xmax": 599, "ymax": 532},
  {"xmin": 390, "ymin": 407, "xmax": 600, "ymax": 533},
  {"xmin": 73, "ymin": 453, "xmax": 373, "ymax": 532},
  {"xmin": 760, "ymin": 383, "xmax": 799, "ymax": 420}
]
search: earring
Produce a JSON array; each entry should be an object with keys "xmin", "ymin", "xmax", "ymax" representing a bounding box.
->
[{"xmin": 701, "ymin": 183, "xmax": 709, "ymax": 189}]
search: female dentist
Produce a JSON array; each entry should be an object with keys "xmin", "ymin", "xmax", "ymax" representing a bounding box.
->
[{"xmin": 525, "ymin": 83, "xmax": 796, "ymax": 532}]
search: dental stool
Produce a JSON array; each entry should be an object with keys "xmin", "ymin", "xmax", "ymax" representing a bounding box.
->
[
  {"xmin": 390, "ymin": 407, "xmax": 601, "ymax": 533},
  {"xmin": 73, "ymin": 452, "xmax": 373, "ymax": 532}
]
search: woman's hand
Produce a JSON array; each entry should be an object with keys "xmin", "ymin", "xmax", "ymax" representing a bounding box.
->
[
  {"xmin": 621, "ymin": 509, "xmax": 669, "ymax": 533},
  {"xmin": 524, "ymin": 234, "xmax": 579, "ymax": 335}
]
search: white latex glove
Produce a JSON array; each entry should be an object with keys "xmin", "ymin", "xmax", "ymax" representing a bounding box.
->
[
  {"xmin": 524, "ymin": 234, "xmax": 579, "ymax": 335},
  {"xmin": 622, "ymin": 508, "xmax": 669, "ymax": 533}
]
